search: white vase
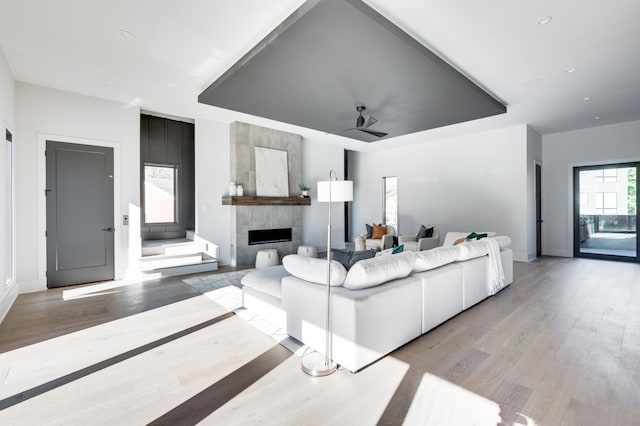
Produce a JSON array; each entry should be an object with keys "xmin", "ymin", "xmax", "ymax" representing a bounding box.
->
[
  {"xmin": 237, "ymin": 185, "xmax": 244, "ymax": 196},
  {"xmin": 229, "ymin": 182, "xmax": 237, "ymax": 196}
]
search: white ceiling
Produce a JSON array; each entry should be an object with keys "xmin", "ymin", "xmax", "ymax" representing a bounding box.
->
[{"xmin": 1, "ymin": 0, "xmax": 639, "ymax": 151}]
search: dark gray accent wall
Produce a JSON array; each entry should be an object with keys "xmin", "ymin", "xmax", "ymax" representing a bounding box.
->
[{"xmin": 140, "ymin": 114, "xmax": 195, "ymax": 241}]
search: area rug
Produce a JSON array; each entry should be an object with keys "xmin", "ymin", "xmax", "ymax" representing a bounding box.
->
[{"xmin": 183, "ymin": 270, "xmax": 306, "ymax": 356}]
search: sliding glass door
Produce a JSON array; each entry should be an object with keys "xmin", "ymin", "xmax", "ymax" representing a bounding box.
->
[{"xmin": 574, "ymin": 162, "xmax": 638, "ymax": 261}]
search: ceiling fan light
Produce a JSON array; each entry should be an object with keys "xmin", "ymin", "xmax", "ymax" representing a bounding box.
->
[{"xmin": 356, "ymin": 115, "xmax": 365, "ymax": 128}]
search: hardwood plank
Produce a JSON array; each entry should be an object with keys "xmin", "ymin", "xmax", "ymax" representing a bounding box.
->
[{"xmin": 0, "ymin": 257, "xmax": 639, "ymax": 424}]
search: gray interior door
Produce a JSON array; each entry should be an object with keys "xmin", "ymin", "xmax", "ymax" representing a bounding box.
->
[{"xmin": 46, "ymin": 141, "xmax": 114, "ymax": 288}]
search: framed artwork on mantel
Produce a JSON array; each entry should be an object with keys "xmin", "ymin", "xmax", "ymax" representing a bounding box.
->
[{"xmin": 255, "ymin": 147, "xmax": 289, "ymax": 197}]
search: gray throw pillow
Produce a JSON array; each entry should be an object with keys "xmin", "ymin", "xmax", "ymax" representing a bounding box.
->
[
  {"xmin": 417, "ymin": 225, "xmax": 434, "ymax": 240},
  {"xmin": 331, "ymin": 249, "xmax": 353, "ymax": 270},
  {"xmin": 348, "ymin": 249, "xmax": 376, "ymax": 269}
]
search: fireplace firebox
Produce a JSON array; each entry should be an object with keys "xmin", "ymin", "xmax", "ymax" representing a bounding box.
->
[{"xmin": 248, "ymin": 228, "xmax": 293, "ymax": 245}]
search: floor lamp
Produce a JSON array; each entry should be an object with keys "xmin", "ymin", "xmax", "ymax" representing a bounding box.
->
[{"xmin": 301, "ymin": 170, "xmax": 353, "ymax": 377}]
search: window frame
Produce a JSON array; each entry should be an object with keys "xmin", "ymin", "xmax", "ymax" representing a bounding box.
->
[
  {"xmin": 143, "ymin": 163, "xmax": 179, "ymax": 225},
  {"xmin": 5, "ymin": 129, "xmax": 14, "ymax": 287},
  {"xmin": 382, "ymin": 176, "xmax": 398, "ymax": 231}
]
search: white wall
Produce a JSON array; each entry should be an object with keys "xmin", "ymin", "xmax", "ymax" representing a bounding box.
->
[
  {"xmin": 526, "ymin": 126, "xmax": 542, "ymax": 261},
  {"xmin": 352, "ymin": 125, "xmax": 531, "ymax": 261},
  {"xmin": 0, "ymin": 47, "xmax": 18, "ymax": 321},
  {"xmin": 301, "ymin": 140, "xmax": 346, "ymax": 250},
  {"xmin": 15, "ymin": 83, "xmax": 140, "ymax": 292},
  {"xmin": 542, "ymin": 120, "xmax": 640, "ymax": 257},
  {"xmin": 194, "ymin": 118, "xmax": 231, "ymax": 264}
]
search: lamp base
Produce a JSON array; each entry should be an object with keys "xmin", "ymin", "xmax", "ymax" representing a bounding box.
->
[{"xmin": 301, "ymin": 351, "xmax": 337, "ymax": 377}]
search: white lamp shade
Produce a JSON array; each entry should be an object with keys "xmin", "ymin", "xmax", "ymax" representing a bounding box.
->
[{"xmin": 317, "ymin": 180, "xmax": 353, "ymax": 203}]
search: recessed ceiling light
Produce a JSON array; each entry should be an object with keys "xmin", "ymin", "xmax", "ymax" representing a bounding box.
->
[
  {"xmin": 565, "ymin": 67, "xmax": 577, "ymax": 73},
  {"xmin": 118, "ymin": 29, "xmax": 132, "ymax": 38},
  {"xmin": 168, "ymin": 83, "xmax": 177, "ymax": 88},
  {"xmin": 594, "ymin": 116, "xmax": 601, "ymax": 120},
  {"xmin": 537, "ymin": 16, "xmax": 552, "ymax": 25},
  {"xmin": 583, "ymin": 96, "xmax": 591, "ymax": 102},
  {"xmin": 106, "ymin": 79, "xmax": 113, "ymax": 85}
]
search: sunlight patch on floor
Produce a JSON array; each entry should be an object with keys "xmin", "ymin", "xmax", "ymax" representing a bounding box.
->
[{"xmin": 404, "ymin": 372, "xmax": 502, "ymax": 425}]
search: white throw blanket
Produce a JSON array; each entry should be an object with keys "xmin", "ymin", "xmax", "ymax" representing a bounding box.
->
[{"xmin": 485, "ymin": 238, "xmax": 506, "ymax": 295}]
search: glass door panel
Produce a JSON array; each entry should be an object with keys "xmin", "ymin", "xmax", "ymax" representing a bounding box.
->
[{"xmin": 575, "ymin": 164, "xmax": 638, "ymax": 260}]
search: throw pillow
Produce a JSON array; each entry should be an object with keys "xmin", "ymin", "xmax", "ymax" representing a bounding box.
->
[
  {"xmin": 348, "ymin": 249, "xmax": 376, "ymax": 269},
  {"xmin": 282, "ymin": 254, "xmax": 346, "ymax": 286},
  {"xmin": 331, "ymin": 249, "xmax": 353, "ymax": 270},
  {"xmin": 416, "ymin": 225, "xmax": 434, "ymax": 240},
  {"xmin": 365, "ymin": 224, "xmax": 374, "ymax": 238},
  {"xmin": 466, "ymin": 232, "xmax": 488, "ymax": 240},
  {"xmin": 392, "ymin": 244, "xmax": 404, "ymax": 254},
  {"xmin": 344, "ymin": 251, "xmax": 416, "ymax": 290},
  {"xmin": 371, "ymin": 224, "xmax": 388, "ymax": 239}
]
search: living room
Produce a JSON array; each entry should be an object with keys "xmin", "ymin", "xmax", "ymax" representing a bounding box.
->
[{"xmin": 1, "ymin": 1, "xmax": 639, "ymax": 424}]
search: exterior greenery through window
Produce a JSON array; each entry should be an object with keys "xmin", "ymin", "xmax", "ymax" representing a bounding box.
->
[
  {"xmin": 383, "ymin": 176, "xmax": 397, "ymax": 231},
  {"xmin": 144, "ymin": 165, "xmax": 177, "ymax": 224}
]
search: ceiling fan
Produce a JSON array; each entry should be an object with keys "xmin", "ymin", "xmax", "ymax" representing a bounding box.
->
[{"xmin": 338, "ymin": 105, "xmax": 388, "ymax": 138}]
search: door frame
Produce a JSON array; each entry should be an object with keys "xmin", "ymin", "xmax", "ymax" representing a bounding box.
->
[
  {"xmin": 34, "ymin": 133, "xmax": 122, "ymax": 292},
  {"xmin": 572, "ymin": 161, "xmax": 639, "ymax": 262}
]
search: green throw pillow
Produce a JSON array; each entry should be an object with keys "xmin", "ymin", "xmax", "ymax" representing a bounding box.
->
[
  {"xmin": 466, "ymin": 232, "xmax": 488, "ymax": 240},
  {"xmin": 392, "ymin": 244, "xmax": 404, "ymax": 254}
]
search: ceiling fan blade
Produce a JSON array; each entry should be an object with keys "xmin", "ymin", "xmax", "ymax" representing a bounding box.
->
[
  {"xmin": 364, "ymin": 116, "xmax": 378, "ymax": 128},
  {"xmin": 359, "ymin": 128, "xmax": 388, "ymax": 138}
]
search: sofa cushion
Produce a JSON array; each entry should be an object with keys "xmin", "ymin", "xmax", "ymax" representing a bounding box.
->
[
  {"xmin": 456, "ymin": 240, "xmax": 490, "ymax": 261},
  {"xmin": 282, "ymin": 254, "xmax": 346, "ymax": 286},
  {"xmin": 413, "ymin": 245, "xmax": 460, "ymax": 272},
  {"xmin": 241, "ymin": 265, "xmax": 289, "ymax": 299},
  {"xmin": 344, "ymin": 251, "xmax": 415, "ymax": 290},
  {"xmin": 443, "ymin": 231, "xmax": 497, "ymax": 246}
]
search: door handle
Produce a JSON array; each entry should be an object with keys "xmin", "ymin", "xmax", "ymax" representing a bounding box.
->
[{"xmin": 102, "ymin": 227, "xmax": 115, "ymax": 232}]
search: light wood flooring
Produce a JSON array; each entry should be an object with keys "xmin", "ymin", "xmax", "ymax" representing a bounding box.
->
[{"xmin": 0, "ymin": 258, "xmax": 639, "ymax": 425}]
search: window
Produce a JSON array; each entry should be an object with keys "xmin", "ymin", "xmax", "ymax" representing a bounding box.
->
[
  {"xmin": 595, "ymin": 168, "xmax": 617, "ymax": 183},
  {"xmin": 5, "ymin": 129, "xmax": 13, "ymax": 285},
  {"xmin": 144, "ymin": 165, "xmax": 177, "ymax": 223},
  {"xmin": 580, "ymin": 192, "xmax": 588, "ymax": 205},
  {"xmin": 595, "ymin": 192, "xmax": 617, "ymax": 215},
  {"xmin": 383, "ymin": 176, "xmax": 397, "ymax": 230}
]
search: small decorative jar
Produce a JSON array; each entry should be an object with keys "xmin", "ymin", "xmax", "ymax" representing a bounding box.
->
[
  {"xmin": 236, "ymin": 184, "xmax": 244, "ymax": 197},
  {"xmin": 229, "ymin": 182, "xmax": 237, "ymax": 196}
]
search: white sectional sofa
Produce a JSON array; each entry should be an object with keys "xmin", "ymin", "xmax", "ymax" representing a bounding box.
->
[{"xmin": 241, "ymin": 233, "xmax": 513, "ymax": 373}]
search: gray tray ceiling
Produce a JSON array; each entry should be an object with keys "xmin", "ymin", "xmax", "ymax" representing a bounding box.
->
[{"xmin": 198, "ymin": 0, "xmax": 506, "ymax": 142}]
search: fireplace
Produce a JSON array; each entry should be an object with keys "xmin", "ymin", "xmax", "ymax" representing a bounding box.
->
[{"xmin": 248, "ymin": 228, "xmax": 292, "ymax": 245}]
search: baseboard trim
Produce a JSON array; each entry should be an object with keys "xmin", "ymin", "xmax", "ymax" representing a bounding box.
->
[
  {"xmin": 542, "ymin": 249, "xmax": 572, "ymax": 258},
  {"xmin": 0, "ymin": 283, "xmax": 19, "ymax": 324}
]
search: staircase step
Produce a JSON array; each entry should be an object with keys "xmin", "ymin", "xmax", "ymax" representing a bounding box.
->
[
  {"xmin": 139, "ymin": 252, "xmax": 204, "ymax": 271},
  {"xmin": 142, "ymin": 238, "xmax": 197, "ymax": 256},
  {"xmin": 142, "ymin": 256, "xmax": 218, "ymax": 279}
]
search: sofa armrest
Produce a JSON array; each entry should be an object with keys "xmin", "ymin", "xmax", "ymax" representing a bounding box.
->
[
  {"xmin": 417, "ymin": 237, "xmax": 439, "ymax": 251},
  {"xmin": 381, "ymin": 233, "xmax": 394, "ymax": 250},
  {"xmin": 397, "ymin": 235, "xmax": 416, "ymax": 244}
]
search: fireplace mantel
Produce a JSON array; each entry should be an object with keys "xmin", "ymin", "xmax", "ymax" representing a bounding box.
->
[{"xmin": 221, "ymin": 196, "xmax": 311, "ymax": 206}]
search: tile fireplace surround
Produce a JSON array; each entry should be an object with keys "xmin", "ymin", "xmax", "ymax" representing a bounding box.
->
[{"xmin": 228, "ymin": 122, "xmax": 304, "ymax": 266}]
